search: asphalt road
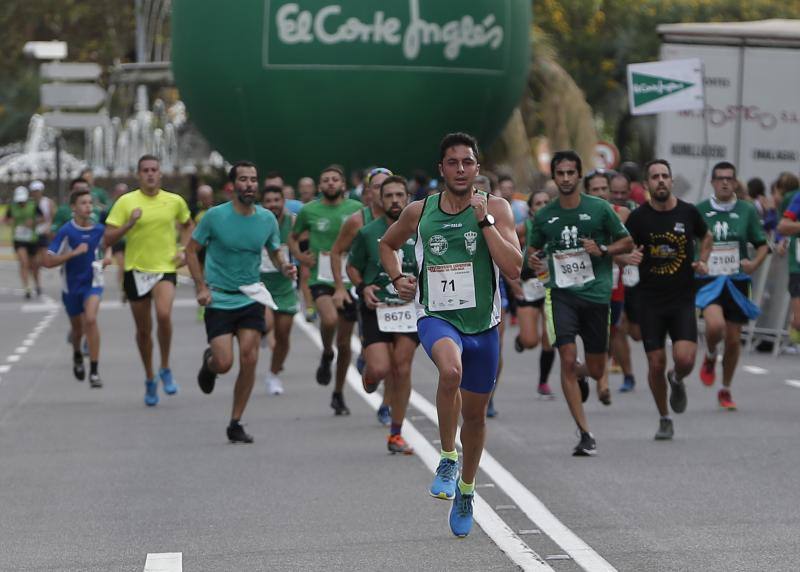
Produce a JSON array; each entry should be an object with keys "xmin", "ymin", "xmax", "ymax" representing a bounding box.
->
[{"xmin": 1, "ymin": 260, "xmax": 799, "ymax": 571}]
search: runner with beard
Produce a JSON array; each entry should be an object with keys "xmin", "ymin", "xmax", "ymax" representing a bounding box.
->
[
  {"xmin": 187, "ymin": 161, "xmax": 296, "ymax": 443},
  {"xmin": 380, "ymin": 132, "xmax": 522, "ymax": 537},
  {"xmin": 289, "ymin": 166, "xmax": 361, "ymax": 415},
  {"xmin": 330, "ymin": 167, "xmax": 394, "ymax": 424},
  {"xmin": 528, "ymin": 151, "xmax": 633, "ymax": 456},
  {"xmin": 625, "ymin": 160, "xmax": 712, "ymax": 440},
  {"xmin": 260, "ymin": 186, "xmax": 299, "ymax": 396},
  {"xmin": 348, "ymin": 175, "xmax": 417, "ymax": 454}
]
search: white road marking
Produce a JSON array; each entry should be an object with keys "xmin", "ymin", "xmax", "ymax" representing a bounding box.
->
[
  {"xmin": 0, "ymin": 365, "xmax": 10, "ymax": 373},
  {"xmin": 14, "ymin": 347, "xmax": 28, "ymax": 354},
  {"xmin": 294, "ymin": 317, "xmax": 551, "ymax": 571},
  {"xmin": 6, "ymin": 355, "xmax": 20, "ymax": 363},
  {"xmin": 22, "ymin": 339, "xmax": 35, "ymax": 346},
  {"xmin": 785, "ymin": 380, "xmax": 800, "ymax": 389},
  {"xmin": 347, "ymin": 329, "xmax": 617, "ymax": 572},
  {"xmin": 143, "ymin": 552, "xmax": 182, "ymax": 572},
  {"xmin": 743, "ymin": 365, "xmax": 768, "ymax": 375}
]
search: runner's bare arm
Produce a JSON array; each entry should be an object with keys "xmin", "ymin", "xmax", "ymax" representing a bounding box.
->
[
  {"xmin": 777, "ymin": 216, "xmax": 800, "ymax": 236},
  {"xmin": 482, "ymin": 195, "xmax": 522, "ymax": 280},
  {"xmin": 267, "ymin": 247, "xmax": 297, "ymax": 280},
  {"xmin": 43, "ymin": 243, "xmax": 89, "ymax": 268},
  {"xmin": 515, "ymin": 222, "xmax": 527, "ymax": 249},
  {"xmin": 379, "ymin": 200, "xmax": 423, "ymax": 280},
  {"xmin": 742, "ymin": 243, "xmax": 769, "ymax": 274},
  {"xmin": 185, "ymin": 238, "xmax": 211, "ymax": 306},
  {"xmin": 331, "ymin": 214, "xmax": 362, "ymax": 305},
  {"xmin": 692, "ymin": 231, "xmax": 714, "ymax": 274},
  {"xmin": 288, "ymin": 232, "xmax": 315, "ymax": 267}
]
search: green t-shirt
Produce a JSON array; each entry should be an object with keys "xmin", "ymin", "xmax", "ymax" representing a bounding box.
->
[
  {"xmin": 528, "ymin": 193, "xmax": 630, "ymax": 304},
  {"xmin": 292, "ymin": 197, "xmax": 362, "ymax": 286},
  {"xmin": 417, "ymin": 192, "xmax": 500, "ymax": 334},
  {"xmin": 91, "ymin": 186, "xmax": 110, "ymax": 208},
  {"xmin": 261, "ymin": 212, "xmax": 295, "ymax": 293},
  {"xmin": 695, "ymin": 198, "xmax": 766, "ymax": 275},
  {"xmin": 8, "ymin": 201, "xmax": 39, "ymax": 243},
  {"xmin": 781, "ymin": 190, "xmax": 799, "ymax": 274},
  {"xmin": 348, "ymin": 216, "xmax": 417, "ymax": 304},
  {"xmin": 52, "ymin": 203, "xmax": 100, "ymax": 233},
  {"xmin": 193, "ymin": 202, "xmax": 281, "ymax": 310}
]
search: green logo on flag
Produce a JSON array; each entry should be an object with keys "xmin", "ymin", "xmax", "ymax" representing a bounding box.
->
[{"xmin": 631, "ymin": 72, "xmax": 694, "ymax": 107}]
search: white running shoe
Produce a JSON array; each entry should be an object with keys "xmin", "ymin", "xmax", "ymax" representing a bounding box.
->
[{"xmin": 266, "ymin": 373, "xmax": 284, "ymax": 395}]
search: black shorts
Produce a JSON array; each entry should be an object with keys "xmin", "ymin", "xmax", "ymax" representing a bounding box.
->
[
  {"xmin": 123, "ymin": 271, "xmax": 177, "ymax": 302},
  {"xmin": 639, "ymin": 296, "xmax": 697, "ymax": 352},
  {"xmin": 517, "ymin": 298, "xmax": 544, "ymax": 309},
  {"xmin": 37, "ymin": 235, "xmax": 50, "ymax": 248},
  {"xmin": 624, "ymin": 286, "xmax": 640, "ymax": 324},
  {"xmin": 310, "ymin": 284, "xmax": 358, "ymax": 322},
  {"xmin": 299, "ymin": 239, "xmax": 310, "ymax": 252},
  {"xmin": 111, "ymin": 241, "xmax": 125, "ymax": 254},
  {"xmin": 204, "ymin": 302, "xmax": 266, "ymax": 342},
  {"xmin": 13, "ymin": 241, "xmax": 38, "ymax": 257},
  {"xmin": 546, "ymin": 289, "xmax": 609, "ymax": 353},
  {"xmin": 790, "ymin": 273, "xmax": 800, "ymax": 298},
  {"xmin": 359, "ymin": 302, "xmax": 420, "ymax": 347},
  {"xmin": 696, "ymin": 278, "xmax": 751, "ymax": 324}
]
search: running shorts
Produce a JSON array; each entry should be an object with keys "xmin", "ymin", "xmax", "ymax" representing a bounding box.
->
[
  {"xmin": 261, "ymin": 273, "xmax": 298, "ymax": 315},
  {"xmin": 790, "ymin": 273, "xmax": 800, "ymax": 298},
  {"xmin": 623, "ymin": 286, "xmax": 640, "ymax": 325},
  {"xmin": 310, "ymin": 284, "xmax": 357, "ymax": 322},
  {"xmin": 62, "ymin": 287, "xmax": 103, "ymax": 317},
  {"xmin": 696, "ymin": 278, "xmax": 751, "ymax": 324},
  {"xmin": 610, "ymin": 300, "xmax": 625, "ymax": 328},
  {"xmin": 545, "ymin": 288, "xmax": 609, "ymax": 354},
  {"xmin": 13, "ymin": 241, "xmax": 38, "ymax": 257},
  {"xmin": 417, "ymin": 316, "xmax": 499, "ymax": 394},
  {"xmin": 638, "ymin": 296, "xmax": 697, "ymax": 352},
  {"xmin": 359, "ymin": 302, "xmax": 419, "ymax": 347},
  {"xmin": 123, "ymin": 271, "xmax": 177, "ymax": 302},
  {"xmin": 204, "ymin": 302, "xmax": 266, "ymax": 342}
]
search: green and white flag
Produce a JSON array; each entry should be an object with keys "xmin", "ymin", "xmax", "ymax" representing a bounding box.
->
[{"xmin": 627, "ymin": 58, "xmax": 704, "ymax": 115}]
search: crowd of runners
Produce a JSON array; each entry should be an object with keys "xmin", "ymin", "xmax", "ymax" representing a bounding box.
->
[{"xmin": 4, "ymin": 131, "xmax": 800, "ymax": 538}]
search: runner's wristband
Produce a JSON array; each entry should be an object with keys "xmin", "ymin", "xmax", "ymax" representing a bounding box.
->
[
  {"xmin": 355, "ymin": 283, "xmax": 365, "ymax": 297},
  {"xmin": 390, "ymin": 275, "xmax": 403, "ymax": 284}
]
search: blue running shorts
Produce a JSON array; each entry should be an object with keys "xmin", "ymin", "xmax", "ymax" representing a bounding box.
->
[
  {"xmin": 62, "ymin": 287, "xmax": 103, "ymax": 317},
  {"xmin": 417, "ymin": 316, "xmax": 499, "ymax": 394}
]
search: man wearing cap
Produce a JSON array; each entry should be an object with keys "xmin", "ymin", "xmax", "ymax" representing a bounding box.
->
[{"xmin": 5, "ymin": 186, "xmax": 43, "ymax": 298}]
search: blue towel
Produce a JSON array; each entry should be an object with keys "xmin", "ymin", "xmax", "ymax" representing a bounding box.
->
[{"xmin": 695, "ymin": 274, "xmax": 760, "ymax": 320}]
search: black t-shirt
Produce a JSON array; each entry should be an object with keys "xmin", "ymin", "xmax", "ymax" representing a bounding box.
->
[{"xmin": 625, "ymin": 199, "xmax": 708, "ymax": 304}]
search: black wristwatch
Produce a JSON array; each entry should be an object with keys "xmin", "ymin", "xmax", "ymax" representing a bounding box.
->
[
  {"xmin": 478, "ymin": 214, "xmax": 495, "ymax": 229},
  {"xmin": 599, "ymin": 244, "xmax": 609, "ymax": 257}
]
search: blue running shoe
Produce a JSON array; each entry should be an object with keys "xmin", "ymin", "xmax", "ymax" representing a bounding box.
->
[
  {"xmin": 144, "ymin": 379, "xmax": 159, "ymax": 407},
  {"xmin": 449, "ymin": 487, "xmax": 474, "ymax": 537},
  {"xmin": 159, "ymin": 367, "xmax": 178, "ymax": 395},
  {"xmin": 377, "ymin": 404, "xmax": 391, "ymax": 426},
  {"xmin": 356, "ymin": 352, "xmax": 366, "ymax": 375},
  {"xmin": 486, "ymin": 398, "xmax": 497, "ymax": 418},
  {"xmin": 429, "ymin": 458, "xmax": 459, "ymax": 500},
  {"xmin": 619, "ymin": 375, "xmax": 635, "ymax": 393}
]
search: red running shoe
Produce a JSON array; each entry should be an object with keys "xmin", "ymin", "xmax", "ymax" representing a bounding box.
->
[
  {"xmin": 718, "ymin": 389, "xmax": 737, "ymax": 411},
  {"xmin": 700, "ymin": 356, "xmax": 716, "ymax": 386}
]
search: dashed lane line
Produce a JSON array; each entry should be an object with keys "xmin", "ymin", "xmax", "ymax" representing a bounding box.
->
[{"xmin": 143, "ymin": 552, "xmax": 182, "ymax": 572}]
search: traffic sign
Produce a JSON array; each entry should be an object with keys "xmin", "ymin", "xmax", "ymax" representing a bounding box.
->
[
  {"xmin": 40, "ymin": 62, "xmax": 102, "ymax": 81},
  {"xmin": 43, "ymin": 111, "xmax": 108, "ymax": 129},
  {"xmin": 593, "ymin": 141, "xmax": 620, "ymax": 169},
  {"xmin": 40, "ymin": 83, "xmax": 106, "ymax": 109},
  {"xmin": 627, "ymin": 58, "xmax": 704, "ymax": 115}
]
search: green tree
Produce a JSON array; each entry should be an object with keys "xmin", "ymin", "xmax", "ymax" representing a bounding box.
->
[
  {"xmin": 533, "ymin": 0, "xmax": 800, "ymax": 156},
  {"xmin": 0, "ymin": 1, "xmax": 135, "ymax": 145}
]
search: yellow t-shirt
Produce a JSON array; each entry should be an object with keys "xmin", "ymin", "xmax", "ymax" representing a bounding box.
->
[{"xmin": 106, "ymin": 189, "xmax": 191, "ymax": 272}]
